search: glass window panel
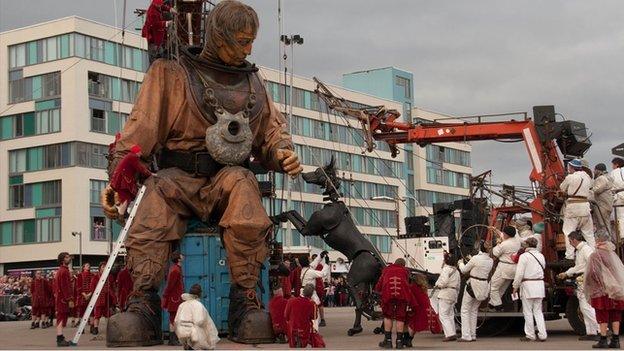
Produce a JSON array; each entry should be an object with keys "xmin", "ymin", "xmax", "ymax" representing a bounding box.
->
[
  {"xmin": 52, "ymin": 109, "xmax": 61, "ymax": 132},
  {"xmin": 60, "ymin": 34, "xmax": 70, "ymax": 58},
  {"xmin": 27, "ymin": 41, "xmax": 38, "ymax": 65},
  {"xmin": 104, "ymin": 42, "xmax": 116, "ymax": 65},
  {"xmin": 46, "ymin": 37, "xmax": 57, "ymax": 60},
  {"xmin": 1, "ymin": 117, "xmax": 14, "ymax": 139},
  {"xmin": 133, "ymin": 48, "xmax": 143, "ymax": 71},
  {"xmin": 15, "ymin": 44, "xmax": 26, "ymax": 67},
  {"xmin": 75, "ymin": 33, "xmax": 85, "ymax": 57}
]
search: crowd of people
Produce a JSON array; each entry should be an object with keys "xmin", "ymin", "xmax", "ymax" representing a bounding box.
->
[
  {"xmin": 3, "ymin": 254, "xmax": 133, "ymax": 346},
  {"xmin": 417, "ymin": 156, "xmax": 624, "ymax": 349}
]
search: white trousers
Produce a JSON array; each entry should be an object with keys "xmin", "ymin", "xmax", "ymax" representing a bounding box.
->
[
  {"xmin": 563, "ymin": 215, "xmax": 594, "ymax": 259},
  {"xmin": 615, "ymin": 205, "xmax": 624, "ymax": 239},
  {"xmin": 489, "ymin": 270, "xmax": 512, "ymax": 307},
  {"xmin": 460, "ymin": 289, "xmax": 481, "ymax": 341},
  {"xmin": 438, "ymin": 299, "xmax": 456, "ymax": 338},
  {"xmin": 521, "ymin": 297, "xmax": 547, "ymax": 340},
  {"xmin": 577, "ymin": 289, "xmax": 599, "ymax": 335}
]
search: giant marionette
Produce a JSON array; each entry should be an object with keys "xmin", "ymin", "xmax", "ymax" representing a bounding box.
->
[{"xmin": 101, "ymin": 1, "xmax": 302, "ymax": 346}]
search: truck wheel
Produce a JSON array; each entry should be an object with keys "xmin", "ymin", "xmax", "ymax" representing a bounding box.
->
[{"xmin": 565, "ymin": 295, "xmax": 586, "ymax": 335}]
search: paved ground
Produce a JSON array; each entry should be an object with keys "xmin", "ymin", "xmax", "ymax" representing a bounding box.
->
[{"xmin": 0, "ymin": 307, "xmax": 597, "ymax": 349}]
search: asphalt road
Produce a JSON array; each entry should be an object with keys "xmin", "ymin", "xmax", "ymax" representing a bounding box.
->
[{"xmin": 0, "ymin": 307, "xmax": 598, "ymax": 349}]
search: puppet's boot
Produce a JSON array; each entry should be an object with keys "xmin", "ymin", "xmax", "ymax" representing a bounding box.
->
[
  {"xmin": 227, "ymin": 285, "xmax": 274, "ymax": 344},
  {"xmin": 106, "ymin": 289, "xmax": 163, "ymax": 347}
]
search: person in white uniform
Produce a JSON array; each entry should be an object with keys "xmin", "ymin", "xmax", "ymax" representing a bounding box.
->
[
  {"xmin": 557, "ymin": 230, "xmax": 600, "ymax": 340},
  {"xmin": 174, "ymin": 284, "xmax": 220, "ymax": 350},
  {"xmin": 512, "ymin": 237, "xmax": 547, "ymax": 342},
  {"xmin": 590, "ymin": 163, "xmax": 613, "ymax": 232},
  {"xmin": 458, "ymin": 241, "xmax": 493, "ymax": 342},
  {"xmin": 516, "ymin": 218, "xmax": 542, "ymax": 252},
  {"xmin": 434, "ymin": 253, "xmax": 461, "ymax": 342},
  {"xmin": 561, "ymin": 158, "xmax": 595, "ymax": 259},
  {"xmin": 299, "ymin": 252, "xmax": 329, "ymax": 330},
  {"xmin": 489, "ymin": 226, "xmax": 521, "ymax": 309},
  {"xmin": 611, "ymin": 157, "xmax": 624, "ymax": 239}
]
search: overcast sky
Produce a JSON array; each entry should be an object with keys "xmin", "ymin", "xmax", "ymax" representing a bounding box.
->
[{"xmin": 2, "ymin": 0, "xmax": 622, "ymax": 187}]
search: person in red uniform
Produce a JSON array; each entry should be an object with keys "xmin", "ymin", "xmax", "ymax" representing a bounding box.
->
[
  {"xmin": 375, "ymin": 258, "xmax": 414, "ymax": 349},
  {"xmin": 141, "ymin": 0, "xmax": 174, "ymax": 64},
  {"xmin": 116, "ymin": 261, "xmax": 133, "ymax": 311},
  {"xmin": 285, "ymin": 284, "xmax": 318, "ymax": 348},
  {"xmin": 54, "ymin": 252, "xmax": 75, "ymax": 347},
  {"xmin": 69, "ymin": 269, "xmax": 79, "ymax": 327},
  {"xmin": 75, "ymin": 263, "xmax": 93, "ymax": 330},
  {"xmin": 30, "ymin": 270, "xmax": 50, "ymax": 329},
  {"xmin": 163, "ymin": 251, "xmax": 184, "ymax": 346},
  {"xmin": 268, "ymin": 287, "xmax": 288, "ymax": 343},
  {"xmin": 280, "ymin": 258, "xmax": 293, "ymax": 299},
  {"xmin": 290, "ymin": 258, "xmax": 302, "ymax": 297},
  {"xmin": 403, "ymin": 273, "xmax": 432, "ymax": 347},
  {"xmin": 109, "ymin": 144, "xmax": 153, "ymax": 217},
  {"xmin": 90, "ymin": 262, "xmax": 117, "ymax": 335},
  {"xmin": 45, "ymin": 273, "xmax": 55, "ymax": 329}
]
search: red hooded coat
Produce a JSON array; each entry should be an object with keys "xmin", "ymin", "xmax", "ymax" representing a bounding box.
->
[
  {"xmin": 163, "ymin": 264, "xmax": 184, "ymax": 312},
  {"xmin": 284, "ymin": 296, "xmax": 316, "ymax": 348},
  {"xmin": 375, "ymin": 263, "xmax": 414, "ymax": 304},
  {"xmin": 268, "ymin": 294, "xmax": 288, "ymax": 335},
  {"xmin": 54, "ymin": 265, "xmax": 73, "ymax": 315}
]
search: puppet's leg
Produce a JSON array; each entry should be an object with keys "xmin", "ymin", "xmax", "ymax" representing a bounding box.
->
[
  {"xmin": 210, "ymin": 166, "xmax": 274, "ymax": 344},
  {"xmin": 107, "ymin": 169, "xmax": 198, "ymax": 347}
]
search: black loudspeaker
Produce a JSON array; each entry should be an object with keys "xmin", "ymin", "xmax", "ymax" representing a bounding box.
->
[
  {"xmin": 404, "ymin": 216, "xmax": 430, "ymax": 237},
  {"xmin": 557, "ymin": 120, "xmax": 591, "ymax": 157},
  {"xmin": 533, "ymin": 105, "xmax": 560, "ymax": 142}
]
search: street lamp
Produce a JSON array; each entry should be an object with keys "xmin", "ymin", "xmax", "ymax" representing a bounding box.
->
[
  {"xmin": 280, "ymin": 34, "xmax": 304, "ymax": 248},
  {"xmin": 71, "ymin": 231, "xmax": 82, "ymax": 267},
  {"xmin": 370, "ymin": 196, "xmax": 405, "ymax": 237}
]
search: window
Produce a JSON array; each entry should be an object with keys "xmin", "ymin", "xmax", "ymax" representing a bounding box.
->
[
  {"xmin": 8, "ymin": 72, "xmax": 60, "ymax": 104},
  {"xmin": 90, "ymin": 180, "xmax": 107, "ymax": 204},
  {"xmin": 91, "ymin": 109, "xmax": 105, "ymax": 132},
  {"xmin": 395, "ymin": 76, "xmax": 411, "ymax": 98},
  {"xmin": 9, "ymin": 142, "xmax": 107, "ymax": 175},
  {"xmin": 91, "ymin": 216, "xmax": 108, "ymax": 241},
  {"xmin": 8, "ymin": 180, "xmax": 61, "ymax": 209}
]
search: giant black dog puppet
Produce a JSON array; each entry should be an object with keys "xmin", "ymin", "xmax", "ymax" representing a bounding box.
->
[{"xmin": 273, "ymin": 157, "xmax": 385, "ymax": 336}]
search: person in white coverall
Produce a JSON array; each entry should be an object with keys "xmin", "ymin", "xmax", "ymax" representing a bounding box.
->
[
  {"xmin": 434, "ymin": 253, "xmax": 461, "ymax": 341},
  {"xmin": 512, "ymin": 237, "xmax": 547, "ymax": 342},
  {"xmin": 489, "ymin": 226, "xmax": 521, "ymax": 309},
  {"xmin": 299, "ymin": 252, "xmax": 329, "ymax": 330},
  {"xmin": 556, "ymin": 230, "xmax": 599, "ymax": 341},
  {"xmin": 561, "ymin": 158, "xmax": 595, "ymax": 259},
  {"xmin": 516, "ymin": 218, "xmax": 542, "ymax": 252},
  {"xmin": 611, "ymin": 157, "xmax": 624, "ymax": 239},
  {"xmin": 174, "ymin": 284, "xmax": 220, "ymax": 350},
  {"xmin": 458, "ymin": 242, "xmax": 493, "ymax": 342},
  {"xmin": 590, "ymin": 163, "xmax": 613, "ymax": 233}
]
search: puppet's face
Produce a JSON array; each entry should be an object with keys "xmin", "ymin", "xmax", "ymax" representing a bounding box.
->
[{"xmin": 216, "ymin": 27, "xmax": 255, "ymax": 66}]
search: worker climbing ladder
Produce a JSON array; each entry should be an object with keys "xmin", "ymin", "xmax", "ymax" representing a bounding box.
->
[{"xmin": 71, "ymin": 186, "xmax": 147, "ymax": 345}]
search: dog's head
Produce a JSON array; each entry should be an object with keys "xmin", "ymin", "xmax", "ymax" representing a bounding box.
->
[{"xmin": 301, "ymin": 155, "xmax": 340, "ymax": 192}]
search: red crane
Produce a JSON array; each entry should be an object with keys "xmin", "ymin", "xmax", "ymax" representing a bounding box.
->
[{"xmin": 314, "ymin": 78, "xmax": 590, "ymax": 266}]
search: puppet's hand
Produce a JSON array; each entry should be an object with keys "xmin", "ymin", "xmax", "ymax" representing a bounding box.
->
[
  {"xmin": 277, "ymin": 149, "xmax": 303, "ymax": 177},
  {"xmin": 101, "ymin": 186, "xmax": 120, "ymax": 220}
]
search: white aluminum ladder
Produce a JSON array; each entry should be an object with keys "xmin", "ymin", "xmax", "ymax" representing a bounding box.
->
[{"xmin": 71, "ymin": 186, "xmax": 147, "ymax": 345}]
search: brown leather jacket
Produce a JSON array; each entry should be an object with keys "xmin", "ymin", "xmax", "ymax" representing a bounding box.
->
[{"xmin": 112, "ymin": 57, "xmax": 292, "ymax": 175}]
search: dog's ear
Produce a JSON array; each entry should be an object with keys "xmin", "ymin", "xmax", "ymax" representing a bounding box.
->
[{"xmin": 328, "ymin": 154, "xmax": 335, "ymax": 169}]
